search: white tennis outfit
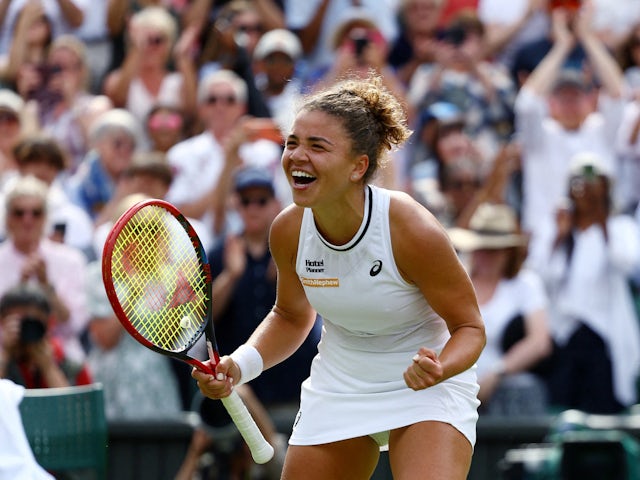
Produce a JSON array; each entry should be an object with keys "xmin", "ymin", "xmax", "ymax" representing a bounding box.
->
[{"xmin": 289, "ymin": 186, "xmax": 480, "ymax": 448}]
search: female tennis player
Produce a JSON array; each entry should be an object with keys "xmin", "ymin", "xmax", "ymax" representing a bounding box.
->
[{"xmin": 193, "ymin": 73, "xmax": 486, "ymax": 479}]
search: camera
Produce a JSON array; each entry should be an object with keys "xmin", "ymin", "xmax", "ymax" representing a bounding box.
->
[
  {"xmin": 19, "ymin": 316, "xmax": 47, "ymax": 344},
  {"xmin": 349, "ymin": 28, "xmax": 370, "ymax": 59},
  {"xmin": 437, "ymin": 25, "xmax": 467, "ymax": 46}
]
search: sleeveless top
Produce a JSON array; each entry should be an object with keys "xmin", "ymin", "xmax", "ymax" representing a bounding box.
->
[{"xmin": 289, "ymin": 185, "xmax": 480, "ymax": 447}]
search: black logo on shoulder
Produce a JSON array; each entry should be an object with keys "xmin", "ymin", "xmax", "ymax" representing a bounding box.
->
[{"xmin": 369, "ymin": 260, "xmax": 382, "ymax": 277}]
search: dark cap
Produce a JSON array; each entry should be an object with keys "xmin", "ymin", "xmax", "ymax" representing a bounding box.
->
[
  {"xmin": 552, "ymin": 69, "xmax": 591, "ymax": 93},
  {"xmin": 234, "ymin": 166, "xmax": 275, "ymax": 194}
]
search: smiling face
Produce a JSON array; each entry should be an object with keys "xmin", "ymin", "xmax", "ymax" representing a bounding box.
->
[{"xmin": 282, "ymin": 109, "xmax": 368, "ymax": 209}]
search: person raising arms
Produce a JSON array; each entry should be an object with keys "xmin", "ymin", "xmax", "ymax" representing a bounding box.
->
[{"xmin": 193, "ymin": 73, "xmax": 486, "ymax": 480}]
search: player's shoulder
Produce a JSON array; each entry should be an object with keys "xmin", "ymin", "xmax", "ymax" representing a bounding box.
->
[
  {"xmin": 386, "ymin": 189, "xmax": 452, "ymax": 253},
  {"xmin": 269, "ymin": 203, "xmax": 304, "ymax": 264},
  {"xmin": 387, "ymin": 189, "xmax": 443, "ymax": 233}
]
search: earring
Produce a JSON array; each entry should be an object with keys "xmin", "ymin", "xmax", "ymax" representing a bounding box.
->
[{"xmin": 351, "ymin": 174, "xmax": 358, "ymax": 181}]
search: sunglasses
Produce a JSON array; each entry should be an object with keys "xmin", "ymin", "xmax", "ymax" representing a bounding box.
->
[
  {"xmin": 10, "ymin": 207, "xmax": 44, "ymax": 219},
  {"xmin": 205, "ymin": 95, "xmax": 237, "ymax": 106},
  {"xmin": 239, "ymin": 196, "xmax": 270, "ymax": 207},
  {"xmin": 49, "ymin": 62, "xmax": 80, "ymax": 74},
  {"xmin": 147, "ymin": 35, "xmax": 168, "ymax": 47},
  {"xmin": 148, "ymin": 112, "xmax": 183, "ymax": 130},
  {"xmin": 0, "ymin": 111, "xmax": 19, "ymax": 124},
  {"xmin": 236, "ymin": 24, "xmax": 263, "ymax": 34},
  {"xmin": 111, "ymin": 137, "xmax": 135, "ymax": 151}
]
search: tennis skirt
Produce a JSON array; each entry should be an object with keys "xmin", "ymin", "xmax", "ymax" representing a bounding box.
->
[{"xmin": 288, "ymin": 366, "xmax": 480, "ymax": 449}]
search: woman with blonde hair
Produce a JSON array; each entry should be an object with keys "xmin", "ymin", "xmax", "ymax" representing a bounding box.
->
[{"xmin": 103, "ymin": 6, "xmax": 197, "ymax": 129}]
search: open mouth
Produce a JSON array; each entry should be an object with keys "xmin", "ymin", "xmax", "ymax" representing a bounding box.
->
[{"xmin": 291, "ymin": 170, "xmax": 316, "ymax": 186}]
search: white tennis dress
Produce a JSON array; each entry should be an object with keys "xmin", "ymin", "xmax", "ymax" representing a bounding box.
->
[{"xmin": 289, "ymin": 185, "xmax": 480, "ymax": 448}]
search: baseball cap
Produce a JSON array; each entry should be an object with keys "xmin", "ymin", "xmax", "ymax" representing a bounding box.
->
[
  {"xmin": 234, "ymin": 166, "xmax": 275, "ymax": 194},
  {"xmin": 254, "ymin": 29, "xmax": 302, "ymax": 61},
  {"xmin": 0, "ymin": 89, "xmax": 24, "ymax": 114},
  {"xmin": 552, "ymin": 69, "xmax": 591, "ymax": 93},
  {"xmin": 568, "ymin": 151, "xmax": 613, "ymax": 179}
]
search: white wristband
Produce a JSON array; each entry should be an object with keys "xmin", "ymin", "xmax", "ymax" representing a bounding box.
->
[{"xmin": 230, "ymin": 344, "xmax": 263, "ymax": 386}]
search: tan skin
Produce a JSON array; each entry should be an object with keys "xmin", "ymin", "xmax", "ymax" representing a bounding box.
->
[{"xmin": 193, "ymin": 110, "xmax": 485, "ymax": 479}]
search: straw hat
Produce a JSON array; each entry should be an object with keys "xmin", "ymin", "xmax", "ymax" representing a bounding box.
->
[{"xmin": 447, "ymin": 203, "xmax": 527, "ymax": 251}]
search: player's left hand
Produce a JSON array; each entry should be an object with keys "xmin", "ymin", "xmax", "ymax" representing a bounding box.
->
[{"xmin": 403, "ymin": 347, "xmax": 444, "ymax": 390}]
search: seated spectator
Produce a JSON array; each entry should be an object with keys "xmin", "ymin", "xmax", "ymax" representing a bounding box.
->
[
  {"xmin": 145, "ymin": 103, "xmax": 189, "ymax": 154},
  {"xmin": 103, "ymin": 5, "xmax": 198, "ymax": 130},
  {"xmin": 66, "ymin": 108, "xmax": 143, "ymax": 224},
  {"xmin": 0, "ymin": 175, "xmax": 89, "ymax": 362},
  {"xmin": 91, "ymin": 152, "xmax": 213, "ymax": 258},
  {"xmin": 0, "ymin": 89, "xmax": 25, "ymax": 192},
  {"xmin": 0, "ymin": 1, "xmax": 52, "ymax": 88},
  {"xmin": 448, "ymin": 203, "xmax": 553, "ymax": 416},
  {"xmin": 253, "ymin": 28, "xmax": 304, "ymax": 134},
  {"xmin": 84, "ymin": 261, "xmax": 183, "ymax": 420},
  {"xmin": 39, "ymin": 34, "xmax": 102, "ymax": 172},
  {"xmin": 284, "ymin": 1, "xmax": 398, "ymax": 89},
  {"xmin": 11, "ymin": 134, "xmax": 94, "ymax": 256},
  {"xmin": 529, "ymin": 152, "xmax": 640, "ymax": 414},
  {"xmin": 0, "ymin": 0, "xmax": 84, "ymax": 57},
  {"xmin": 311, "ymin": 8, "xmax": 408, "ymax": 112},
  {"xmin": 408, "ymin": 11, "xmax": 517, "ymax": 159},
  {"xmin": 406, "ymin": 102, "xmax": 486, "ymax": 219},
  {"xmin": 388, "ymin": 0, "xmax": 446, "ymax": 87},
  {"xmin": 0, "ymin": 283, "xmax": 91, "ymax": 388},
  {"xmin": 165, "ymin": 69, "xmax": 288, "ymax": 241}
]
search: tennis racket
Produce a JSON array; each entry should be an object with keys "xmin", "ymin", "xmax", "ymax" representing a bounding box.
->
[{"xmin": 101, "ymin": 198, "xmax": 274, "ymax": 464}]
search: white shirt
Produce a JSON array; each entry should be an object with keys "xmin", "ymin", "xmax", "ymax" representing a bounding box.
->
[
  {"xmin": 533, "ymin": 215, "xmax": 640, "ymax": 405},
  {"xmin": 166, "ymin": 131, "xmax": 290, "ymax": 232},
  {"xmin": 0, "ymin": 380, "xmax": 54, "ymax": 480},
  {"xmin": 285, "ymin": 0, "xmax": 398, "ymax": 78},
  {"xmin": 0, "ymin": 0, "xmax": 90, "ymax": 55},
  {"xmin": 0, "ymin": 239, "xmax": 89, "ymax": 362},
  {"xmin": 515, "ymin": 87, "xmax": 625, "ymax": 244},
  {"xmin": 476, "ymin": 269, "xmax": 548, "ymax": 377},
  {"xmin": 477, "ymin": 0, "xmax": 550, "ymax": 68},
  {"xmin": 615, "ymin": 100, "xmax": 640, "ymax": 212}
]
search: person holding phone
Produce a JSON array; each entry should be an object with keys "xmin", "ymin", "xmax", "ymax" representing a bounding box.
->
[
  {"xmin": 528, "ymin": 152, "xmax": 640, "ymax": 414},
  {"xmin": 193, "ymin": 73, "xmax": 485, "ymax": 480}
]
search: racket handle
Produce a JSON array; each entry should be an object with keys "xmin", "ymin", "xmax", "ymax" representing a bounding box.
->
[{"xmin": 221, "ymin": 389, "xmax": 275, "ymax": 464}]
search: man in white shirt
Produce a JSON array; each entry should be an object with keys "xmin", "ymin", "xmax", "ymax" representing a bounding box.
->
[
  {"xmin": 165, "ymin": 69, "xmax": 287, "ymax": 244},
  {"xmin": 515, "ymin": 5, "xmax": 626, "ymax": 261}
]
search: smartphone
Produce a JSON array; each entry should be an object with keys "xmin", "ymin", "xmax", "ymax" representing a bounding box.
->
[{"xmin": 246, "ymin": 119, "xmax": 283, "ymax": 145}]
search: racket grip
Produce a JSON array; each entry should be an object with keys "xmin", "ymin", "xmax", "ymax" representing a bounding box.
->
[{"xmin": 221, "ymin": 389, "xmax": 275, "ymax": 464}]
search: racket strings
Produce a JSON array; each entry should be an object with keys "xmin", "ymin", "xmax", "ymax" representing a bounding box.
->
[{"xmin": 109, "ymin": 206, "xmax": 208, "ymax": 351}]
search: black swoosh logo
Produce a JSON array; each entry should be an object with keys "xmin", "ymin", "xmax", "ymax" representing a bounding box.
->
[{"xmin": 369, "ymin": 260, "xmax": 382, "ymax": 277}]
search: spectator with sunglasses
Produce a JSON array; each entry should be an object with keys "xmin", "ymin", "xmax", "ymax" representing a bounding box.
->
[
  {"xmin": 103, "ymin": 5, "xmax": 198, "ymax": 133},
  {"xmin": 165, "ymin": 69, "xmax": 288, "ymax": 243},
  {"xmin": 66, "ymin": 107, "xmax": 143, "ymax": 225},
  {"xmin": 0, "ymin": 175, "xmax": 90, "ymax": 364},
  {"xmin": 37, "ymin": 35, "xmax": 107, "ymax": 173},
  {"xmin": 145, "ymin": 103, "xmax": 188, "ymax": 154}
]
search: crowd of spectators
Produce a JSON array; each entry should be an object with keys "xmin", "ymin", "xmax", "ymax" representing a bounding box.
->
[{"xmin": 2, "ymin": 0, "xmax": 640, "ymax": 476}]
